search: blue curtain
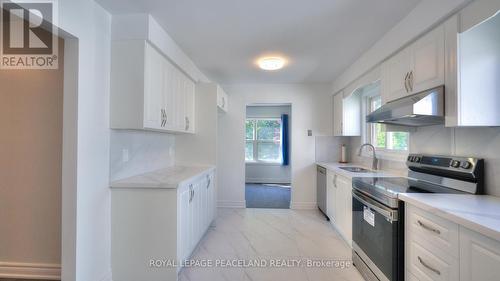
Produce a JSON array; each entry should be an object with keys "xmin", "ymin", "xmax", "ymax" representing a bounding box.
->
[{"xmin": 281, "ymin": 114, "xmax": 290, "ymax": 166}]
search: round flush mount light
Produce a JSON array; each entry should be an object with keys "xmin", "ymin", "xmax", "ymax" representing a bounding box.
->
[{"xmin": 257, "ymin": 56, "xmax": 287, "ymax": 71}]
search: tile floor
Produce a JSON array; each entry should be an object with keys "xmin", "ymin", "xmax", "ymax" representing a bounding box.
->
[{"xmin": 179, "ymin": 208, "xmax": 363, "ymax": 281}]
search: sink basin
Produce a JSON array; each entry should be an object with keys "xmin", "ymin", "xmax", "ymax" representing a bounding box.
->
[{"xmin": 339, "ymin": 166, "xmax": 372, "ymax": 173}]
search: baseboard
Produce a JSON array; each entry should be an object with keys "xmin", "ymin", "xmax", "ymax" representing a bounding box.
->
[
  {"xmin": 217, "ymin": 200, "xmax": 246, "ymax": 208},
  {"xmin": 245, "ymin": 179, "xmax": 291, "ymax": 184},
  {"xmin": 97, "ymin": 269, "xmax": 113, "ymax": 281},
  {"xmin": 290, "ymin": 201, "xmax": 317, "ymax": 210},
  {"xmin": 0, "ymin": 261, "xmax": 61, "ymax": 280}
]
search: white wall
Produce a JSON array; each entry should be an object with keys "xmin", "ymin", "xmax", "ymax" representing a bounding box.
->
[
  {"xmin": 218, "ymin": 84, "xmax": 332, "ymax": 209},
  {"xmin": 245, "ymin": 105, "xmax": 291, "ymax": 184},
  {"xmin": 175, "ymin": 83, "xmax": 218, "ymax": 167},
  {"xmin": 56, "ymin": 1, "xmax": 112, "ymax": 280}
]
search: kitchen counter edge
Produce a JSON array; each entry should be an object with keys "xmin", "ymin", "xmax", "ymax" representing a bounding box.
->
[{"xmin": 109, "ymin": 166, "xmax": 215, "ymax": 189}]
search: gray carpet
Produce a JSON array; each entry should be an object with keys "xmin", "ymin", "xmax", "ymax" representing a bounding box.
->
[{"xmin": 245, "ymin": 183, "xmax": 291, "ymax": 209}]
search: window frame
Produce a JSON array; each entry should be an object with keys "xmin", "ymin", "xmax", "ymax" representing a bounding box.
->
[
  {"xmin": 361, "ymin": 90, "xmax": 409, "ymax": 162},
  {"xmin": 245, "ymin": 117, "xmax": 283, "ymax": 164}
]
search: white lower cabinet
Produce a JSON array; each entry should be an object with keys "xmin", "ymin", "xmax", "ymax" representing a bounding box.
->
[
  {"xmin": 326, "ymin": 172, "xmax": 337, "ymax": 222},
  {"xmin": 326, "ymin": 170, "xmax": 352, "ymax": 245},
  {"xmin": 179, "ymin": 172, "xmax": 216, "ymax": 267},
  {"xmin": 112, "ymin": 169, "xmax": 216, "ymax": 281},
  {"xmin": 405, "ymin": 204, "xmax": 500, "ymax": 281},
  {"xmin": 460, "ymin": 226, "xmax": 500, "ymax": 281}
]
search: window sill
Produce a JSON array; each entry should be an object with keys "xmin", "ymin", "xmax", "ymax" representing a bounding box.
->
[{"xmin": 245, "ymin": 161, "xmax": 283, "ymax": 166}]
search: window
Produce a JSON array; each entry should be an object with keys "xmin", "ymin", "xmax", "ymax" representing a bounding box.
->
[
  {"xmin": 368, "ymin": 96, "xmax": 409, "ymax": 151},
  {"xmin": 245, "ymin": 118, "xmax": 282, "ymax": 163}
]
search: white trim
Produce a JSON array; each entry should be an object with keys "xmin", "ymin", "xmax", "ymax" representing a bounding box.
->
[
  {"xmin": 290, "ymin": 201, "xmax": 317, "ymax": 210},
  {"xmin": 0, "ymin": 262, "xmax": 61, "ymax": 280},
  {"xmin": 217, "ymin": 200, "xmax": 246, "ymax": 208},
  {"xmin": 245, "ymin": 161, "xmax": 282, "ymax": 166},
  {"xmin": 245, "ymin": 179, "xmax": 291, "ymax": 184}
]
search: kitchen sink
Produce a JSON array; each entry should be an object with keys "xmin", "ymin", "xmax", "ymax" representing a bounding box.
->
[{"xmin": 339, "ymin": 166, "xmax": 372, "ymax": 173}]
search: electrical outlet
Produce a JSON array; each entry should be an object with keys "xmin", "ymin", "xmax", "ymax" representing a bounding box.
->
[
  {"xmin": 122, "ymin": 148, "xmax": 129, "ymax": 162},
  {"xmin": 307, "ymin": 129, "xmax": 313, "ymax": 136}
]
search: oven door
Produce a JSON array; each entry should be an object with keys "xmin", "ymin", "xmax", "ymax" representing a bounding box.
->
[{"xmin": 352, "ymin": 190, "xmax": 401, "ymax": 281}]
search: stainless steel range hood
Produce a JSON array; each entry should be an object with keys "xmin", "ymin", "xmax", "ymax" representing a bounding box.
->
[{"xmin": 366, "ymin": 86, "xmax": 444, "ymax": 126}]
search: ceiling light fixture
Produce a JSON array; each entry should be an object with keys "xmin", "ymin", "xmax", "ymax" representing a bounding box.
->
[{"xmin": 257, "ymin": 57, "xmax": 286, "ymax": 71}]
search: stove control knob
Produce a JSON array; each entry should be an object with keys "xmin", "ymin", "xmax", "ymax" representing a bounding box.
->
[
  {"xmin": 414, "ymin": 156, "xmax": 421, "ymax": 162},
  {"xmin": 408, "ymin": 156, "xmax": 414, "ymax": 162},
  {"xmin": 461, "ymin": 161, "xmax": 472, "ymax": 169},
  {"xmin": 451, "ymin": 160, "xmax": 460, "ymax": 168}
]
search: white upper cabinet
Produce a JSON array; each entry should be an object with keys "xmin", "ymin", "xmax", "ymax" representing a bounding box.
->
[
  {"xmin": 411, "ymin": 26, "xmax": 445, "ymax": 94},
  {"xmin": 144, "ymin": 42, "xmax": 165, "ymax": 130},
  {"xmin": 333, "ymin": 90, "xmax": 361, "ymax": 137},
  {"xmin": 381, "ymin": 47, "xmax": 412, "ymax": 104},
  {"xmin": 111, "ymin": 40, "xmax": 196, "ymax": 134},
  {"xmin": 445, "ymin": 3, "xmax": 500, "ymax": 127},
  {"xmin": 333, "ymin": 92, "xmax": 343, "ymax": 136},
  {"xmin": 217, "ymin": 86, "xmax": 229, "ymax": 112},
  {"xmin": 381, "ymin": 25, "xmax": 445, "ymax": 104}
]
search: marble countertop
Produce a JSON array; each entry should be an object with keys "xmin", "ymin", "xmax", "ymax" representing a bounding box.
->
[
  {"xmin": 110, "ymin": 165, "xmax": 215, "ymax": 189},
  {"xmin": 399, "ymin": 193, "xmax": 500, "ymax": 242},
  {"xmin": 316, "ymin": 162, "xmax": 398, "ymax": 179}
]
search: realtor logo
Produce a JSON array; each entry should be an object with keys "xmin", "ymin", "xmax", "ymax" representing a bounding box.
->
[{"xmin": 1, "ymin": 0, "xmax": 58, "ymax": 69}]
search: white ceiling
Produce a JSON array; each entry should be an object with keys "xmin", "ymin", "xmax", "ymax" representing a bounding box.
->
[{"xmin": 97, "ymin": 0, "xmax": 421, "ymax": 84}]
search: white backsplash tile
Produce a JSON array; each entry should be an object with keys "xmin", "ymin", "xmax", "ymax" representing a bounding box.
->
[
  {"xmin": 315, "ymin": 136, "xmax": 349, "ymax": 163},
  {"xmin": 110, "ymin": 130, "xmax": 175, "ymax": 181},
  {"xmin": 410, "ymin": 125, "xmax": 454, "ymax": 155},
  {"xmin": 348, "ymin": 126, "xmax": 500, "ymax": 196},
  {"xmin": 454, "ymin": 127, "xmax": 500, "ymax": 196}
]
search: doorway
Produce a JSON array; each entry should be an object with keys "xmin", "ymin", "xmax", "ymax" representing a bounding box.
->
[{"xmin": 245, "ymin": 104, "xmax": 291, "ymax": 208}]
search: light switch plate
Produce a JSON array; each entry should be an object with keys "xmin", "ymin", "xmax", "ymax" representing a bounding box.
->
[{"xmin": 307, "ymin": 129, "xmax": 313, "ymax": 136}]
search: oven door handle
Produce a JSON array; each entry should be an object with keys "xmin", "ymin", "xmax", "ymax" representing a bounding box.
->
[{"xmin": 352, "ymin": 190, "xmax": 398, "ymax": 222}]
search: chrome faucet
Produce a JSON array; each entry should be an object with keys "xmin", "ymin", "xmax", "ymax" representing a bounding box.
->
[{"xmin": 358, "ymin": 143, "xmax": 379, "ymax": 170}]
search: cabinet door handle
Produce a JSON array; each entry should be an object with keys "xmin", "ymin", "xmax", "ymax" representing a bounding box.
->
[
  {"xmin": 404, "ymin": 72, "xmax": 410, "ymax": 93},
  {"xmin": 417, "ymin": 220, "xmax": 441, "ymax": 235},
  {"xmin": 418, "ymin": 256, "xmax": 440, "ymax": 275},
  {"xmin": 189, "ymin": 184, "xmax": 193, "ymax": 203},
  {"xmin": 409, "ymin": 71, "xmax": 414, "ymax": 92},
  {"xmin": 333, "ymin": 175, "xmax": 337, "ymax": 188},
  {"xmin": 206, "ymin": 175, "xmax": 211, "ymax": 189},
  {"xmin": 185, "ymin": 117, "xmax": 189, "ymax": 131},
  {"xmin": 161, "ymin": 109, "xmax": 167, "ymax": 127},
  {"xmin": 222, "ymin": 97, "xmax": 226, "ymax": 108}
]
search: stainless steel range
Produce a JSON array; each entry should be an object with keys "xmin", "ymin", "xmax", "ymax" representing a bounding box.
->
[{"xmin": 351, "ymin": 154, "xmax": 484, "ymax": 281}]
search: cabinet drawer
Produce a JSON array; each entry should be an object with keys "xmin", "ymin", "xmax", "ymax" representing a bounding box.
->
[
  {"xmin": 407, "ymin": 239, "xmax": 459, "ymax": 281},
  {"xmin": 406, "ymin": 205, "xmax": 459, "ymax": 258}
]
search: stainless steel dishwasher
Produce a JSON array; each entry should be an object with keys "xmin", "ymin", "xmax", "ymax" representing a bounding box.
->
[{"xmin": 316, "ymin": 165, "xmax": 328, "ymax": 220}]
